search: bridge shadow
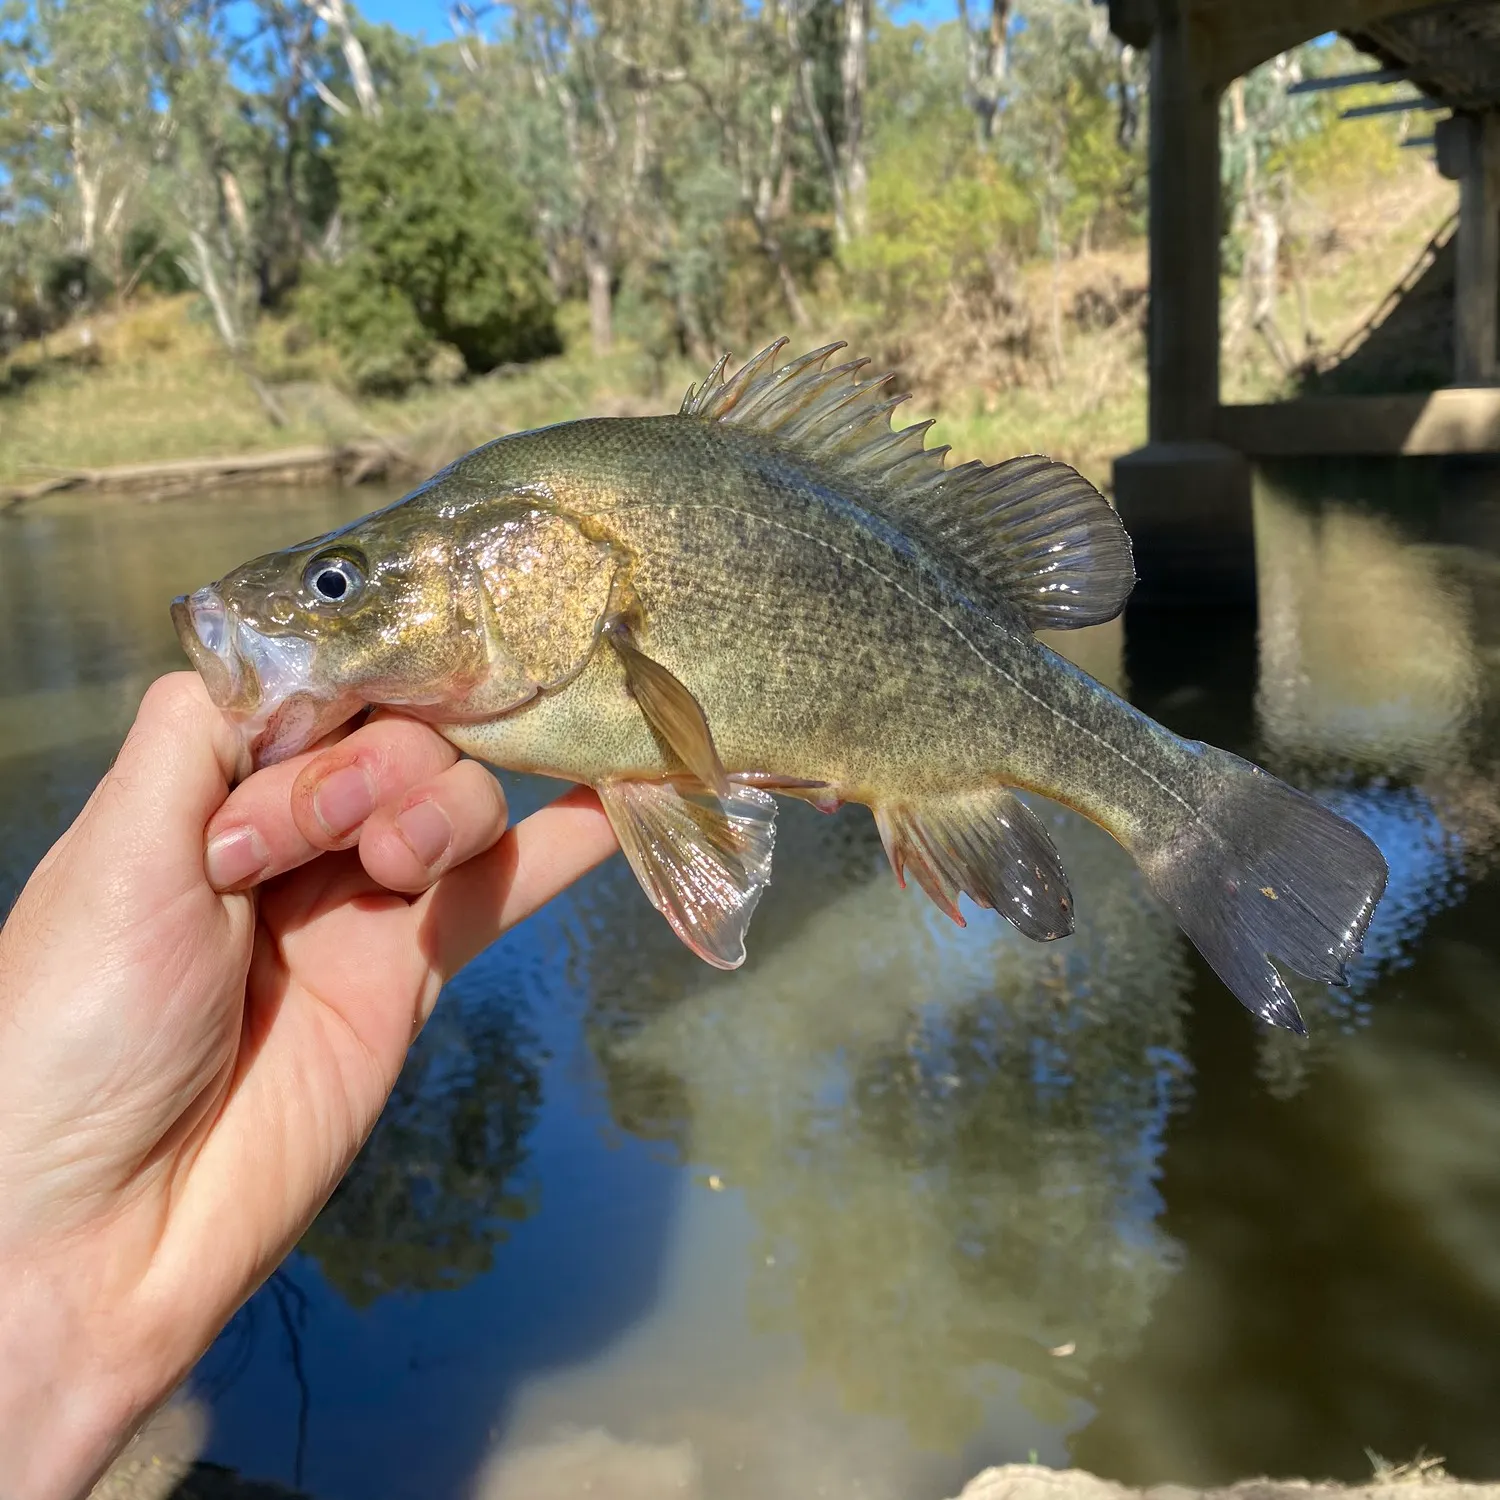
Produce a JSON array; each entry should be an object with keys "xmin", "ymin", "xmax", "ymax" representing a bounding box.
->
[{"xmin": 1073, "ymin": 456, "xmax": 1500, "ymax": 1485}]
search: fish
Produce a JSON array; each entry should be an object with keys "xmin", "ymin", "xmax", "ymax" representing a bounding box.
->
[{"xmin": 172, "ymin": 339, "xmax": 1388, "ymax": 1033}]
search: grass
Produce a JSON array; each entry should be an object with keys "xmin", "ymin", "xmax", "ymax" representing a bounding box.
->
[
  {"xmin": 914, "ymin": 332, "xmax": 1147, "ymax": 493},
  {"xmin": 0, "ymin": 298, "xmax": 682, "ymax": 484},
  {"xmin": 1367, "ymin": 1449, "xmax": 1450, "ymax": 1485},
  {"xmin": 1221, "ymin": 143, "xmax": 1457, "ymax": 404},
  {"xmin": 0, "ymin": 146, "xmax": 1453, "ymax": 497},
  {"xmin": 0, "ymin": 291, "xmax": 1148, "ymax": 494}
]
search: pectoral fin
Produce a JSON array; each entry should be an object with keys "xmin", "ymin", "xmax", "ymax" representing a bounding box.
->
[
  {"xmin": 607, "ymin": 627, "xmax": 730, "ymax": 797},
  {"xmin": 597, "ymin": 779, "xmax": 778, "ymax": 968},
  {"xmin": 874, "ymin": 787, "xmax": 1074, "ymax": 941}
]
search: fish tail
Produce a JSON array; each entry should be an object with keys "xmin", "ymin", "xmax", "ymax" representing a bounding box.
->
[{"xmin": 1118, "ymin": 741, "xmax": 1387, "ymax": 1034}]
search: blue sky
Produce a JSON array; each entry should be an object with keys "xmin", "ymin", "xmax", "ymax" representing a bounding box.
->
[{"xmin": 360, "ymin": 0, "xmax": 959, "ymax": 43}]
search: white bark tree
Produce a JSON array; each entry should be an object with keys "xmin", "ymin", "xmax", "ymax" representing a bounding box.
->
[
  {"xmin": 309, "ymin": 0, "xmax": 380, "ymax": 116},
  {"xmin": 787, "ymin": 0, "xmax": 869, "ymax": 248}
]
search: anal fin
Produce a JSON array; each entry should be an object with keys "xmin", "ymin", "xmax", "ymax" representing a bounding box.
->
[
  {"xmin": 874, "ymin": 788, "xmax": 1074, "ymax": 942},
  {"xmin": 597, "ymin": 779, "xmax": 778, "ymax": 969}
]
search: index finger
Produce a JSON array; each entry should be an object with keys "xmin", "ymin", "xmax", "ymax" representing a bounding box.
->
[
  {"xmin": 414, "ymin": 785, "xmax": 619, "ymax": 980},
  {"xmin": 203, "ymin": 715, "xmax": 457, "ymax": 891}
]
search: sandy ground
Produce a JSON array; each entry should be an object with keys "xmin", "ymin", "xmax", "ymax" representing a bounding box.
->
[
  {"xmin": 952, "ymin": 1467, "xmax": 1498, "ymax": 1500},
  {"xmin": 88, "ymin": 1401, "xmax": 305, "ymax": 1500}
]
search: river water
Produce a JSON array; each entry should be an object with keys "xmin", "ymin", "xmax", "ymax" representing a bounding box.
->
[{"xmin": 4, "ymin": 462, "xmax": 1500, "ymax": 1498}]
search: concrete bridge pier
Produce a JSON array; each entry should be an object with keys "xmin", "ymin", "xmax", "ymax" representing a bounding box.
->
[
  {"xmin": 1439, "ymin": 111, "xmax": 1500, "ymax": 383},
  {"xmin": 1106, "ymin": 0, "xmax": 1500, "ymax": 611},
  {"xmin": 1111, "ymin": 3, "xmax": 1255, "ymax": 608}
]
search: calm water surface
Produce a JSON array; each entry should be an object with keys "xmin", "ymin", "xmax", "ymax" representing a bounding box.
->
[{"xmin": 5, "ymin": 463, "xmax": 1500, "ymax": 1497}]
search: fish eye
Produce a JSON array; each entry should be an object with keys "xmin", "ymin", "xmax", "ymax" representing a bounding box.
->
[{"xmin": 304, "ymin": 553, "xmax": 365, "ymax": 606}]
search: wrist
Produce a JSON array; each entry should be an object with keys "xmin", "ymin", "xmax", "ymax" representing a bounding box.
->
[{"xmin": 0, "ymin": 1255, "xmax": 161, "ymax": 1500}]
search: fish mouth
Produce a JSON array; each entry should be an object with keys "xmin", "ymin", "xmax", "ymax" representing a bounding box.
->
[
  {"xmin": 172, "ymin": 590, "xmax": 243, "ymax": 708},
  {"xmin": 171, "ymin": 586, "xmax": 358, "ymax": 770}
]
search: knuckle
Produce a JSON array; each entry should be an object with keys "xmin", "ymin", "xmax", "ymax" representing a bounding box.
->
[
  {"xmin": 360, "ymin": 719, "xmax": 455, "ymax": 789},
  {"xmin": 139, "ymin": 670, "xmax": 206, "ymax": 725},
  {"xmin": 462, "ymin": 761, "xmax": 508, "ymax": 822}
]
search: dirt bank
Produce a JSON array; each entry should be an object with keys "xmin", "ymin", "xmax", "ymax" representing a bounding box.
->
[
  {"xmin": 88, "ymin": 1402, "xmax": 308, "ymax": 1500},
  {"xmin": 952, "ymin": 1465, "xmax": 1496, "ymax": 1500}
]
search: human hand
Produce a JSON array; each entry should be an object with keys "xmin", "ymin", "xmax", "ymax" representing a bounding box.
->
[{"xmin": 0, "ymin": 673, "xmax": 618, "ymax": 1500}]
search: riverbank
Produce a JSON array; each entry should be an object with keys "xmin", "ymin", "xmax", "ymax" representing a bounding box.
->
[
  {"xmin": 953, "ymin": 1464, "xmax": 1490, "ymax": 1500},
  {"xmin": 0, "ymin": 439, "xmax": 418, "ymax": 511},
  {"xmin": 94, "ymin": 1411, "xmax": 1487, "ymax": 1500},
  {"xmin": 0, "ymin": 145, "xmax": 1454, "ymax": 509},
  {"xmin": 0, "ymin": 291, "xmax": 1149, "ymax": 500}
]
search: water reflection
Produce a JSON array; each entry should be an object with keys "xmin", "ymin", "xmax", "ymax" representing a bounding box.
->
[
  {"xmin": 1066, "ymin": 463, "xmax": 1500, "ymax": 1485},
  {"xmin": 1249, "ymin": 466, "xmax": 1500, "ymax": 1090},
  {"xmin": 1255, "ymin": 493, "xmax": 1480, "ymax": 776},
  {"xmin": 7, "ymin": 468, "xmax": 1500, "ymax": 1498},
  {"xmin": 298, "ymin": 980, "xmax": 543, "ymax": 1306},
  {"xmin": 1073, "ymin": 883, "xmax": 1500, "ymax": 1487},
  {"xmin": 587, "ymin": 807, "xmax": 1190, "ymax": 1451}
]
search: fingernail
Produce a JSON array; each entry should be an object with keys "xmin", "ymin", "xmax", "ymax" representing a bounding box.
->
[
  {"xmin": 313, "ymin": 765, "xmax": 376, "ymax": 839},
  {"xmin": 205, "ymin": 827, "xmax": 270, "ymax": 891},
  {"xmin": 396, "ymin": 798, "xmax": 453, "ymax": 870}
]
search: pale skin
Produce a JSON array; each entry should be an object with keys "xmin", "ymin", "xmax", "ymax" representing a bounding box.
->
[{"xmin": 0, "ymin": 672, "xmax": 619, "ymax": 1500}]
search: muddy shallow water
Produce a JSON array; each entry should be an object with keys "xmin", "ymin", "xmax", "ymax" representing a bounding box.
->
[{"xmin": 7, "ymin": 460, "xmax": 1500, "ymax": 1499}]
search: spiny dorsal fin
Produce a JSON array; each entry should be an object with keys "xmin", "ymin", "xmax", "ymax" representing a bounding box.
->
[{"xmin": 681, "ymin": 340, "xmax": 1136, "ymax": 631}]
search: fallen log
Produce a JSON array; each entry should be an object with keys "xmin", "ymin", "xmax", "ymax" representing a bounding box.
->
[{"xmin": 0, "ymin": 437, "xmax": 421, "ymax": 512}]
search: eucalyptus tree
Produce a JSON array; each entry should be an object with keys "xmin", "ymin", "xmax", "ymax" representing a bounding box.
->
[
  {"xmin": 1220, "ymin": 43, "xmax": 1332, "ymax": 377},
  {"xmin": 994, "ymin": 0, "xmax": 1142, "ymax": 370},
  {"xmin": 617, "ymin": 0, "xmax": 815, "ymax": 336},
  {"xmin": 955, "ymin": 0, "xmax": 1009, "ymax": 146},
  {"xmin": 787, "ymin": 0, "xmax": 869, "ymax": 246},
  {"xmin": 0, "ymin": 0, "xmax": 156, "ymax": 311},
  {"xmin": 507, "ymin": 0, "xmax": 652, "ymax": 356}
]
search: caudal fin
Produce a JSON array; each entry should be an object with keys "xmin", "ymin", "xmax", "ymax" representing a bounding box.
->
[{"xmin": 1132, "ymin": 747, "xmax": 1387, "ymax": 1033}]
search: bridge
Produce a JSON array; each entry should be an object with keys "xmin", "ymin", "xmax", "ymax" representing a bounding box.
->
[{"xmin": 1105, "ymin": 0, "xmax": 1500, "ymax": 605}]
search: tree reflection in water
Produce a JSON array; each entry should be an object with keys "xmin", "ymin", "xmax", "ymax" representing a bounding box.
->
[
  {"xmin": 297, "ymin": 976, "xmax": 543, "ymax": 1306},
  {"xmin": 17, "ymin": 472, "xmax": 1500, "ymax": 1487}
]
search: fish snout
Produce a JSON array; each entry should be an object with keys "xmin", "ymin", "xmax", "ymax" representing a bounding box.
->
[
  {"xmin": 172, "ymin": 587, "xmax": 243, "ymax": 709},
  {"xmin": 171, "ymin": 583, "xmax": 364, "ymax": 770}
]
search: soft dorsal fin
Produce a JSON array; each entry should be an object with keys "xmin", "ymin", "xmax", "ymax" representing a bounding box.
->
[{"xmin": 681, "ymin": 340, "xmax": 1136, "ymax": 630}]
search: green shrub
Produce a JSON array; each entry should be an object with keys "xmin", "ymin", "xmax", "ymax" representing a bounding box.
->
[{"xmin": 303, "ymin": 105, "xmax": 560, "ymax": 393}]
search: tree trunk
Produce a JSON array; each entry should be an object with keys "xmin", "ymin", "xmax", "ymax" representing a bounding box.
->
[
  {"xmin": 186, "ymin": 228, "xmax": 286, "ymax": 427},
  {"xmin": 752, "ymin": 215, "xmax": 810, "ymax": 329},
  {"xmin": 672, "ymin": 280, "xmax": 714, "ymax": 369},
  {"xmin": 584, "ymin": 244, "xmax": 613, "ymax": 357},
  {"xmin": 1049, "ymin": 233, "xmax": 1065, "ymax": 379},
  {"xmin": 310, "ymin": 0, "xmax": 380, "ymax": 117},
  {"xmin": 957, "ymin": 0, "xmax": 1010, "ymax": 145},
  {"xmin": 793, "ymin": 48, "xmax": 848, "ymax": 247},
  {"xmin": 839, "ymin": 0, "xmax": 870, "ymax": 237}
]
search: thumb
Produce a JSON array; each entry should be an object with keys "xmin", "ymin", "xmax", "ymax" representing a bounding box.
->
[{"xmin": 72, "ymin": 674, "xmax": 243, "ymax": 919}]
